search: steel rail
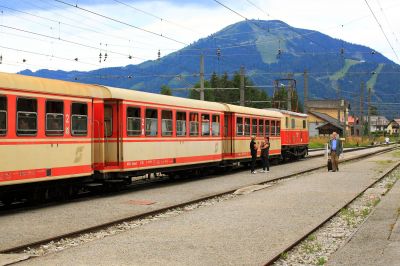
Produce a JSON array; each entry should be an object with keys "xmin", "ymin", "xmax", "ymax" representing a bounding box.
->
[
  {"xmin": 1, "ymin": 145, "xmax": 397, "ymax": 255},
  {"xmin": 264, "ymin": 147, "xmax": 400, "ymax": 265}
]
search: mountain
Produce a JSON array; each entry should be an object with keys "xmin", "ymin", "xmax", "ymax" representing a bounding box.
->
[{"xmin": 19, "ymin": 20, "xmax": 400, "ymax": 118}]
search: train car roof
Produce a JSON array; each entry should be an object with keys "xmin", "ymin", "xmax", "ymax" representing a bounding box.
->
[
  {"xmin": 224, "ymin": 104, "xmax": 283, "ymax": 118},
  {"xmin": 268, "ymin": 108, "xmax": 308, "ymax": 118},
  {"xmin": 0, "ymin": 72, "xmax": 109, "ymax": 98},
  {"xmin": 104, "ymin": 86, "xmax": 227, "ymax": 112}
]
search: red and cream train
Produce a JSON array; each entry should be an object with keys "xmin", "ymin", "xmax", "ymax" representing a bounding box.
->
[{"xmin": 0, "ymin": 72, "xmax": 308, "ymax": 201}]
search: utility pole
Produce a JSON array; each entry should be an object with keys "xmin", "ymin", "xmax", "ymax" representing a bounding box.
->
[
  {"xmin": 240, "ymin": 66, "xmax": 245, "ymax": 106},
  {"xmin": 303, "ymin": 69, "xmax": 308, "ymax": 113},
  {"xmin": 200, "ymin": 54, "xmax": 205, "ymax": 101},
  {"xmin": 287, "ymin": 73, "xmax": 293, "ymax": 111},
  {"xmin": 368, "ymin": 87, "xmax": 371, "ymax": 137},
  {"xmin": 343, "ymin": 99, "xmax": 347, "ymax": 138},
  {"xmin": 360, "ymin": 81, "xmax": 365, "ymax": 136}
]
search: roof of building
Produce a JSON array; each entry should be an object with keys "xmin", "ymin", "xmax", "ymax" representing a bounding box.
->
[
  {"xmin": 309, "ymin": 111, "xmax": 343, "ymax": 130},
  {"xmin": 0, "ymin": 72, "xmax": 109, "ymax": 98},
  {"xmin": 267, "ymin": 108, "xmax": 308, "ymax": 118},
  {"xmin": 306, "ymin": 99, "xmax": 350, "ymax": 109}
]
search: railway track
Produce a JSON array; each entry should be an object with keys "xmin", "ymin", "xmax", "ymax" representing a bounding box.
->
[
  {"xmin": 264, "ymin": 147, "xmax": 400, "ymax": 265},
  {"xmin": 0, "ymin": 143, "xmax": 388, "ymax": 212},
  {"xmin": 1, "ymin": 145, "xmax": 397, "ymax": 258}
]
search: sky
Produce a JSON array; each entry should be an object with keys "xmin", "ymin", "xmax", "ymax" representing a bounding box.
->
[{"xmin": 0, "ymin": 0, "xmax": 399, "ymax": 73}]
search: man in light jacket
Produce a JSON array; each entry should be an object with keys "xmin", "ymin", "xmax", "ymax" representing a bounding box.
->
[{"xmin": 329, "ymin": 132, "xmax": 342, "ymax": 172}]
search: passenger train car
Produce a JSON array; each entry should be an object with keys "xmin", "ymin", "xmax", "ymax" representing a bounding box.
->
[{"xmin": 0, "ymin": 72, "xmax": 308, "ymax": 202}]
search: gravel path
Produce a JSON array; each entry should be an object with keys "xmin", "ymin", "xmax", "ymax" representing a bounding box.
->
[{"xmin": 13, "ymin": 150, "xmax": 400, "ymax": 266}]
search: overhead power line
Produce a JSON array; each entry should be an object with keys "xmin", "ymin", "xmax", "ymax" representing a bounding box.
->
[
  {"xmin": 54, "ymin": 0, "xmax": 188, "ymax": 46},
  {"xmin": 213, "ymin": 0, "xmax": 248, "ymax": 20},
  {"xmin": 364, "ymin": 0, "xmax": 399, "ymax": 61},
  {"xmin": 0, "ymin": 24, "xmax": 146, "ymax": 60}
]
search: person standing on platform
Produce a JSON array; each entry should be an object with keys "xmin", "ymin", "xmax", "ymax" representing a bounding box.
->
[
  {"xmin": 250, "ymin": 135, "xmax": 258, "ymax": 174},
  {"xmin": 329, "ymin": 132, "xmax": 342, "ymax": 172},
  {"xmin": 260, "ymin": 137, "xmax": 270, "ymax": 173}
]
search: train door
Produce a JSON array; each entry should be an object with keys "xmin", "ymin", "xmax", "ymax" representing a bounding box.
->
[
  {"xmin": 223, "ymin": 113, "xmax": 233, "ymax": 157},
  {"xmin": 104, "ymin": 100, "xmax": 120, "ymax": 167}
]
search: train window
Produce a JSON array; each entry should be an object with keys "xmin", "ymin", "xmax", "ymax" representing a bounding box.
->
[
  {"xmin": 271, "ymin": 120, "xmax": 276, "ymax": 136},
  {"xmin": 244, "ymin": 118, "xmax": 250, "ymax": 136},
  {"xmin": 46, "ymin": 100, "xmax": 64, "ymax": 136},
  {"xmin": 285, "ymin": 117, "xmax": 289, "ymax": 128},
  {"xmin": 71, "ymin": 103, "xmax": 88, "ymax": 136},
  {"xmin": 291, "ymin": 118, "xmax": 295, "ymax": 129},
  {"xmin": 17, "ymin": 97, "xmax": 37, "ymax": 136},
  {"xmin": 212, "ymin": 115, "xmax": 220, "ymax": 136},
  {"xmin": 127, "ymin": 107, "xmax": 141, "ymax": 136},
  {"xmin": 176, "ymin": 112, "xmax": 187, "ymax": 137},
  {"xmin": 145, "ymin": 109, "xmax": 158, "ymax": 136},
  {"xmin": 258, "ymin": 120, "xmax": 264, "ymax": 136},
  {"xmin": 0, "ymin": 96, "xmax": 7, "ymax": 136},
  {"xmin": 162, "ymin": 110, "xmax": 173, "ymax": 136},
  {"xmin": 236, "ymin": 117, "xmax": 243, "ymax": 136},
  {"xmin": 303, "ymin": 120, "xmax": 307, "ymax": 129},
  {"xmin": 201, "ymin": 114, "xmax": 210, "ymax": 136},
  {"xmin": 252, "ymin": 119, "xmax": 257, "ymax": 136},
  {"xmin": 104, "ymin": 105, "xmax": 112, "ymax": 137},
  {"xmin": 189, "ymin": 113, "xmax": 199, "ymax": 136},
  {"xmin": 276, "ymin": 121, "xmax": 281, "ymax": 136},
  {"xmin": 265, "ymin": 120, "xmax": 270, "ymax": 136}
]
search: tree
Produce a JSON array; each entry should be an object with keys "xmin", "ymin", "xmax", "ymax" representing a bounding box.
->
[
  {"xmin": 160, "ymin": 85, "xmax": 172, "ymax": 96},
  {"xmin": 370, "ymin": 105, "xmax": 378, "ymax": 116},
  {"xmin": 189, "ymin": 72, "xmax": 271, "ymax": 109}
]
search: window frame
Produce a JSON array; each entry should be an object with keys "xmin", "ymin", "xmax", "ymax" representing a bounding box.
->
[
  {"xmin": 303, "ymin": 119, "xmax": 307, "ymax": 129},
  {"xmin": 176, "ymin": 111, "xmax": 187, "ymax": 137},
  {"xmin": 0, "ymin": 96, "xmax": 7, "ymax": 136},
  {"xmin": 16, "ymin": 97, "xmax": 38, "ymax": 136},
  {"xmin": 244, "ymin": 117, "xmax": 250, "ymax": 136},
  {"xmin": 212, "ymin": 114, "xmax": 220, "ymax": 137},
  {"xmin": 236, "ymin": 116, "xmax": 243, "ymax": 136},
  {"xmin": 145, "ymin": 108, "xmax": 159, "ymax": 137},
  {"xmin": 189, "ymin": 112, "xmax": 199, "ymax": 137},
  {"xmin": 271, "ymin": 120, "xmax": 276, "ymax": 136},
  {"xmin": 265, "ymin": 120, "xmax": 270, "ymax": 137},
  {"xmin": 71, "ymin": 102, "xmax": 88, "ymax": 136},
  {"xmin": 45, "ymin": 100, "xmax": 64, "ymax": 136},
  {"xmin": 126, "ymin": 106, "xmax": 142, "ymax": 137},
  {"xmin": 251, "ymin": 118, "xmax": 257, "ymax": 136},
  {"xmin": 201, "ymin": 113, "xmax": 210, "ymax": 136},
  {"xmin": 258, "ymin": 119, "xmax": 264, "ymax": 137},
  {"xmin": 276, "ymin": 120, "xmax": 281, "ymax": 136},
  {"xmin": 161, "ymin": 109, "xmax": 173, "ymax": 137},
  {"xmin": 291, "ymin": 118, "xmax": 295, "ymax": 129}
]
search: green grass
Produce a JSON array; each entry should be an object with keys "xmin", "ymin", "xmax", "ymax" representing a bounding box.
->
[
  {"xmin": 340, "ymin": 208, "xmax": 357, "ymax": 226},
  {"xmin": 367, "ymin": 63, "xmax": 384, "ymax": 93},
  {"xmin": 330, "ymin": 59, "xmax": 361, "ymax": 81},
  {"xmin": 317, "ymin": 257, "xmax": 327, "ymax": 265},
  {"xmin": 280, "ymin": 252, "xmax": 288, "ymax": 260}
]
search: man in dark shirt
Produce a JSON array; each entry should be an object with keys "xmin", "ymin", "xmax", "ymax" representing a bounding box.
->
[{"xmin": 250, "ymin": 135, "xmax": 258, "ymax": 174}]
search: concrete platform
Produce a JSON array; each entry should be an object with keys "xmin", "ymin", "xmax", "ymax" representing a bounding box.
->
[
  {"xmin": 15, "ymin": 150, "xmax": 400, "ymax": 265},
  {"xmin": 0, "ymin": 146, "xmax": 392, "ymax": 252},
  {"xmin": 328, "ymin": 172, "xmax": 400, "ymax": 266}
]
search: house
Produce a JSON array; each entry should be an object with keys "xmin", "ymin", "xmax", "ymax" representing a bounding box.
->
[
  {"xmin": 306, "ymin": 99, "xmax": 350, "ymax": 136},
  {"xmin": 367, "ymin": 116, "xmax": 389, "ymax": 132},
  {"xmin": 348, "ymin": 115, "xmax": 361, "ymax": 136},
  {"xmin": 386, "ymin": 119, "xmax": 400, "ymax": 135},
  {"xmin": 308, "ymin": 111, "xmax": 343, "ymax": 137}
]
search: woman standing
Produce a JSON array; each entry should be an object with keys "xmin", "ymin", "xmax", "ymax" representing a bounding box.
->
[{"xmin": 260, "ymin": 137, "xmax": 270, "ymax": 173}]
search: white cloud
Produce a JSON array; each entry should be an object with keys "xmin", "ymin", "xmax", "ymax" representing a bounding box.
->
[{"xmin": 0, "ymin": 0, "xmax": 399, "ymax": 73}]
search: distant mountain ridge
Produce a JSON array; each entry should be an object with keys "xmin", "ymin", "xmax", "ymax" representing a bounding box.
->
[{"xmin": 19, "ymin": 20, "xmax": 400, "ymax": 118}]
